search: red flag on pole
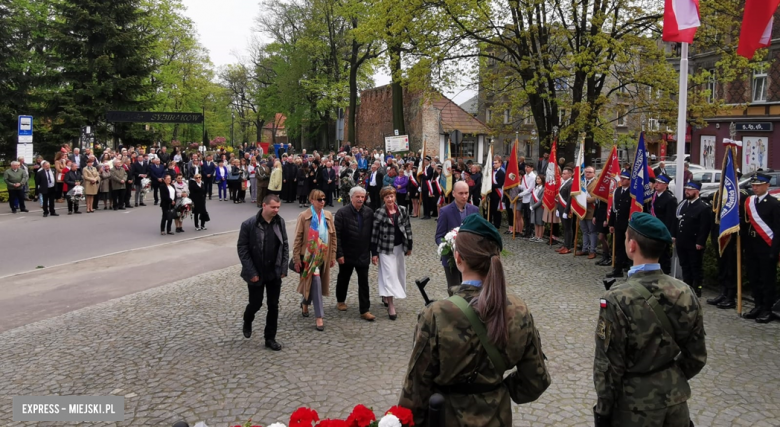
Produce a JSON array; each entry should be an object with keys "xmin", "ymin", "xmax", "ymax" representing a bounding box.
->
[
  {"xmin": 737, "ymin": 0, "xmax": 780, "ymax": 59},
  {"xmin": 662, "ymin": 0, "xmax": 701, "ymax": 43},
  {"xmin": 593, "ymin": 146, "xmax": 620, "ymax": 203},
  {"xmin": 542, "ymin": 139, "xmax": 560, "ymax": 211},
  {"xmin": 504, "ymin": 140, "xmax": 521, "ymax": 192}
]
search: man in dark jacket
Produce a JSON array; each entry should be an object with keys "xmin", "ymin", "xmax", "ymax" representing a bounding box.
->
[
  {"xmin": 131, "ymin": 155, "xmax": 150, "ymax": 207},
  {"xmin": 607, "ymin": 170, "xmax": 633, "ymax": 278},
  {"xmin": 321, "ymin": 160, "xmax": 337, "ymax": 206},
  {"xmin": 644, "ymin": 174, "xmax": 677, "ymax": 273},
  {"xmin": 282, "ymin": 155, "xmax": 297, "ymax": 203},
  {"xmin": 674, "ymin": 181, "xmax": 712, "ymax": 297},
  {"xmin": 201, "ymin": 154, "xmax": 216, "ymax": 200},
  {"xmin": 236, "ymin": 194, "xmax": 289, "ymax": 351},
  {"xmin": 149, "ymin": 158, "xmax": 166, "ymax": 205},
  {"xmin": 334, "ymin": 187, "xmax": 376, "ymax": 321}
]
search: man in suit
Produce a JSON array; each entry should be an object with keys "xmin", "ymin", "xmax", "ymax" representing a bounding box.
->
[
  {"xmin": 131, "ymin": 155, "xmax": 150, "ymax": 207},
  {"xmin": 157, "ymin": 146, "xmax": 170, "ymax": 166},
  {"xmin": 282, "ymin": 155, "xmax": 297, "ymax": 203},
  {"xmin": 202, "ymin": 154, "xmax": 216, "ymax": 200},
  {"xmin": 741, "ymin": 173, "xmax": 780, "ymax": 323},
  {"xmin": 419, "ymin": 156, "xmax": 435, "ymax": 219},
  {"xmin": 557, "ymin": 167, "xmax": 574, "ymax": 254},
  {"xmin": 149, "ymin": 157, "xmax": 166, "ymax": 205},
  {"xmin": 537, "ymin": 152, "xmax": 549, "ymax": 176},
  {"xmin": 322, "ymin": 160, "xmax": 337, "ymax": 206},
  {"xmin": 187, "ymin": 158, "xmax": 201, "ymax": 180},
  {"xmin": 255, "ymin": 159, "xmax": 271, "ymax": 208},
  {"xmin": 645, "ymin": 174, "xmax": 677, "ymax": 273},
  {"xmin": 69, "ymin": 148, "xmax": 86, "ymax": 170},
  {"xmin": 673, "ymin": 181, "xmax": 712, "ymax": 297},
  {"xmin": 488, "ymin": 157, "xmax": 506, "ymax": 230},
  {"xmin": 653, "ymin": 161, "xmax": 667, "ymax": 177},
  {"xmin": 607, "ymin": 171, "xmax": 633, "ymax": 278},
  {"xmin": 36, "ymin": 161, "xmax": 59, "ymax": 217},
  {"xmin": 435, "ymin": 181, "xmax": 480, "ymax": 294},
  {"xmin": 366, "ymin": 160, "xmax": 384, "ymax": 211}
]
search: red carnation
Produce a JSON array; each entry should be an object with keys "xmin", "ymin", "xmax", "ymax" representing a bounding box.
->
[
  {"xmin": 346, "ymin": 404, "xmax": 376, "ymax": 427},
  {"xmin": 385, "ymin": 406, "xmax": 414, "ymax": 426},
  {"xmin": 316, "ymin": 419, "xmax": 349, "ymax": 427},
  {"xmin": 290, "ymin": 407, "xmax": 320, "ymax": 427}
]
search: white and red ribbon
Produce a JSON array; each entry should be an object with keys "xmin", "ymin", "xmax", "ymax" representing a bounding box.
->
[{"xmin": 746, "ymin": 196, "xmax": 774, "ymax": 247}]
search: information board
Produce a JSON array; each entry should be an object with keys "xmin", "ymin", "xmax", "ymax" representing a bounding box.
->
[{"xmin": 385, "ymin": 135, "xmax": 409, "ymax": 152}]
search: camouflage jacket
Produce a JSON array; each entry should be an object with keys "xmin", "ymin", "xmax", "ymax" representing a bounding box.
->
[
  {"xmin": 399, "ymin": 285, "xmax": 551, "ymax": 426},
  {"xmin": 593, "ymin": 270, "xmax": 707, "ymax": 416}
]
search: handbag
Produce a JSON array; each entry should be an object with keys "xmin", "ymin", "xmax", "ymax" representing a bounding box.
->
[
  {"xmin": 241, "ymin": 180, "xmax": 248, "ymax": 191},
  {"xmin": 165, "ymin": 208, "xmax": 176, "ymax": 221}
]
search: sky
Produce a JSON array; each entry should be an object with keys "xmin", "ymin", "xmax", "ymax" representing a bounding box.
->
[{"xmin": 180, "ymin": 0, "xmax": 476, "ymax": 105}]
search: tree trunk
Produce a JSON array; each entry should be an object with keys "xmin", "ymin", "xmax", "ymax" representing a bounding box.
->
[
  {"xmin": 348, "ymin": 44, "xmax": 359, "ymax": 146},
  {"xmin": 389, "ymin": 43, "xmax": 405, "ymax": 136}
]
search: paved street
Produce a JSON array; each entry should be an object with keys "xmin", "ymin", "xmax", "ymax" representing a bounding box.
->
[{"xmin": 1, "ymin": 217, "xmax": 779, "ymax": 426}]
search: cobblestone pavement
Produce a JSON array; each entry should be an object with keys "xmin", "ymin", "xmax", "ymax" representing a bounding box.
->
[{"xmin": 1, "ymin": 219, "xmax": 779, "ymax": 426}]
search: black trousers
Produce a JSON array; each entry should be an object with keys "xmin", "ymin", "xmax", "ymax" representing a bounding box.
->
[
  {"xmin": 8, "ymin": 189, "xmax": 26, "ymax": 211},
  {"xmin": 204, "ymin": 177, "xmax": 213, "ymax": 198},
  {"xmin": 112, "ymin": 189, "xmax": 125, "ymax": 209},
  {"xmin": 152, "ymin": 180, "xmax": 160, "ymax": 203},
  {"xmin": 562, "ymin": 216, "xmax": 573, "ymax": 249},
  {"xmin": 612, "ymin": 228, "xmax": 628, "ymax": 274},
  {"xmin": 503, "ymin": 195, "xmax": 514, "ymax": 227},
  {"xmin": 160, "ymin": 206, "xmax": 172, "ymax": 232},
  {"xmin": 423, "ymin": 193, "xmax": 435, "ymax": 218},
  {"xmin": 287, "ymin": 181, "xmax": 298, "ymax": 202},
  {"xmin": 228, "ymin": 180, "xmax": 239, "ymax": 201},
  {"xmin": 368, "ymin": 185, "xmax": 381, "ymax": 211},
  {"xmin": 243, "ymin": 277, "xmax": 282, "ymax": 340},
  {"xmin": 522, "ymin": 203, "xmax": 533, "ymax": 235},
  {"xmin": 717, "ymin": 238, "xmax": 738, "ymax": 298},
  {"xmin": 42, "ymin": 192, "xmax": 56, "ymax": 214},
  {"xmin": 488, "ymin": 192, "xmax": 502, "ymax": 229},
  {"xmin": 336, "ymin": 263, "xmax": 370, "ymax": 314},
  {"xmin": 659, "ymin": 246, "xmax": 672, "ymax": 274},
  {"xmin": 676, "ymin": 244, "xmax": 705, "ymax": 287},
  {"xmin": 66, "ymin": 196, "xmax": 80, "ymax": 213},
  {"xmin": 325, "ymin": 187, "xmax": 333, "ymax": 206},
  {"xmin": 745, "ymin": 242, "xmax": 778, "ymax": 310},
  {"xmin": 193, "ymin": 213, "xmax": 206, "ymax": 228}
]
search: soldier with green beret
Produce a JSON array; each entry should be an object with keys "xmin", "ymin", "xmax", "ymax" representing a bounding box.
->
[
  {"xmin": 593, "ymin": 212, "xmax": 707, "ymax": 427},
  {"xmin": 400, "ymin": 214, "xmax": 551, "ymax": 426}
]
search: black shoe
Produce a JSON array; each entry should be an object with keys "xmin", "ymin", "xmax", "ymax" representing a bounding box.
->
[
  {"xmin": 134, "ymin": 203, "xmax": 138, "ymax": 207},
  {"xmin": 74, "ymin": 211, "xmax": 82, "ymax": 214},
  {"xmin": 242, "ymin": 322, "xmax": 251, "ymax": 338},
  {"xmin": 707, "ymin": 294, "xmax": 726, "ymax": 306},
  {"xmin": 756, "ymin": 310, "xmax": 775, "ymax": 324},
  {"xmin": 43, "ymin": 213, "xmax": 48, "ymax": 217},
  {"xmin": 11, "ymin": 209, "xmax": 16, "ymax": 214},
  {"xmin": 389, "ymin": 314, "xmax": 397, "ymax": 321},
  {"xmin": 154, "ymin": 201, "xmax": 159, "ymax": 205},
  {"xmin": 139, "ymin": 203, "xmax": 146, "ymax": 206},
  {"xmin": 118, "ymin": 207, "xmax": 125, "ymax": 210},
  {"xmin": 50, "ymin": 212, "xmax": 59, "ymax": 216},
  {"xmin": 20, "ymin": 209, "xmax": 29, "ymax": 212},
  {"xmin": 265, "ymin": 339, "xmax": 282, "ymax": 351},
  {"xmin": 68, "ymin": 211, "xmax": 72, "ymax": 215},
  {"xmin": 421, "ymin": 216, "xmax": 431, "ymax": 220},
  {"xmin": 716, "ymin": 299, "xmax": 736, "ymax": 309},
  {"xmin": 605, "ymin": 271, "xmax": 623, "ymax": 278},
  {"xmin": 166, "ymin": 231, "xmax": 175, "ymax": 235},
  {"xmin": 743, "ymin": 306, "xmax": 762, "ymax": 319},
  {"xmin": 125, "ymin": 205, "xmax": 132, "ymax": 209}
]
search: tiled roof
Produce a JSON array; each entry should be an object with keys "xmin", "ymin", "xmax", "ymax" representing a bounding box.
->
[
  {"xmin": 432, "ymin": 95, "xmax": 490, "ymax": 135},
  {"xmin": 263, "ymin": 113, "xmax": 286, "ymax": 130}
]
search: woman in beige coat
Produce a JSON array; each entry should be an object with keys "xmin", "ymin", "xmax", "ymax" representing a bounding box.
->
[
  {"xmin": 99, "ymin": 164, "xmax": 112, "ymax": 210},
  {"xmin": 82, "ymin": 158, "xmax": 100, "ymax": 213},
  {"xmin": 292, "ymin": 189, "xmax": 337, "ymax": 331}
]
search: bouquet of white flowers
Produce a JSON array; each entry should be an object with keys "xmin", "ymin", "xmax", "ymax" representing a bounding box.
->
[{"xmin": 437, "ymin": 226, "xmax": 459, "ymax": 268}]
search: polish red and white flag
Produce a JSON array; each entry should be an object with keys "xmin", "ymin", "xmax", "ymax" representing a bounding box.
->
[
  {"xmin": 737, "ymin": 0, "xmax": 780, "ymax": 59},
  {"xmin": 662, "ymin": 0, "xmax": 700, "ymax": 44}
]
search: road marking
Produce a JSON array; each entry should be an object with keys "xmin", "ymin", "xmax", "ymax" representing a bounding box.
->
[{"xmin": 0, "ymin": 219, "xmax": 298, "ymax": 281}]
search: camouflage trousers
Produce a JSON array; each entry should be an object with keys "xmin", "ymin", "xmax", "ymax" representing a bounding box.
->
[{"xmin": 611, "ymin": 402, "xmax": 690, "ymax": 427}]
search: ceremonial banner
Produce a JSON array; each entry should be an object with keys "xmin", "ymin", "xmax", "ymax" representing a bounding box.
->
[
  {"xmin": 718, "ymin": 145, "xmax": 741, "ymax": 255},
  {"xmin": 443, "ymin": 139, "xmax": 453, "ymax": 197},
  {"xmin": 629, "ymin": 133, "xmax": 652, "ymax": 218},
  {"xmin": 593, "ymin": 146, "xmax": 619, "ymax": 203},
  {"xmin": 737, "ymin": 0, "xmax": 780, "ymax": 59},
  {"xmin": 481, "ymin": 144, "xmax": 494, "ymax": 198},
  {"xmin": 663, "ymin": 0, "xmax": 700, "ymax": 44},
  {"xmin": 417, "ymin": 139, "xmax": 427, "ymax": 181},
  {"xmin": 542, "ymin": 139, "xmax": 560, "ymax": 211},
  {"xmin": 503, "ymin": 140, "xmax": 521, "ymax": 196},
  {"xmin": 571, "ymin": 135, "xmax": 588, "ymax": 219}
]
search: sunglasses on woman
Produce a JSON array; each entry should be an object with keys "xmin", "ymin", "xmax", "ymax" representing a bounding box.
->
[{"xmin": 315, "ymin": 198, "xmax": 326, "ymax": 202}]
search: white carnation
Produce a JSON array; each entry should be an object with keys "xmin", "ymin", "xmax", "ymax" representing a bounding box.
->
[
  {"xmin": 377, "ymin": 414, "xmax": 402, "ymax": 427},
  {"xmin": 267, "ymin": 423, "xmax": 286, "ymax": 427}
]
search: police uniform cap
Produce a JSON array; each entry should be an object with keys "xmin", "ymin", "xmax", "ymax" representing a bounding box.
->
[
  {"xmin": 628, "ymin": 212, "xmax": 672, "ymax": 244},
  {"xmin": 751, "ymin": 172, "xmax": 771, "ymax": 184},
  {"xmin": 620, "ymin": 170, "xmax": 631, "ymax": 179},
  {"xmin": 459, "ymin": 214, "xmax": 503, "ymax": 250},
  {"xmin": 684, "ymin": 181, "xmax": 702, "ymax": 191},
  {"xmin": 655, "ymin": 174, "xmax": 671, "ymax": 184}
]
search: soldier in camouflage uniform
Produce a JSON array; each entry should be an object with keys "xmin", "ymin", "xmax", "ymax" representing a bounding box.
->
[
  {"xmin": 399, "ymin": 214, "xmax": 550, "ymax": 426},
  {"xmin": 593, "ymin": 213, "xmax": 707, "ymax": 427}
]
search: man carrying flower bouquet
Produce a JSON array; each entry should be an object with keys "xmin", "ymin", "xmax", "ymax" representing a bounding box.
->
[{"xmin": 435, "ymin": 181, "xmax": 479, "ymax": 295}]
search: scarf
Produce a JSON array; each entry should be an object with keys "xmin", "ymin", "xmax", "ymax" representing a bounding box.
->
[{"xmin": 301, "ymin": 206, "xmax": 329, "ymax": 280}]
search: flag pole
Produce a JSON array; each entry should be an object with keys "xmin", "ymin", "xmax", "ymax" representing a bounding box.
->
[
  {"xmin": 573, "ymin": 218, "xmax": 579, "ymax": 257},
  {"xmin": 671, "ymin": 42, "xmax": 690, "ymax": 280},
  {"xmin": 737, "ymin": 234, "xmax": 743, "ymax": 316},
  {"xmin": 611, "ymin": 234, "xmax": 616, "ymax": 268}
]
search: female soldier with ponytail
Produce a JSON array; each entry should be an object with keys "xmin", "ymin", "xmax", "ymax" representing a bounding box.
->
[{"xmin": 399, "ymin": 214, "xmax": 551, "ymax": 426}]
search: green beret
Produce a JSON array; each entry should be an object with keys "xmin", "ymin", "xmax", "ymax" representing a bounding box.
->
[
  {"xmin": 459, "ymin": 214, "xmax": 503, "ymax": 250},
  {"xmin": 628, "ymin": 212, "xmax": 672, "ymax": 244}
]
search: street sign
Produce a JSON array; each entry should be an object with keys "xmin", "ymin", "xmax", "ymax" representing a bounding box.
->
[
  {"xmin": 450, "ymin": 130, "xmax": 463, "ymax": 146},
  {"xmin": 17, "ymin": 143, "xmax": 34, "ymax": 163},
  {"xmin": 18, "ymin": 115, "xmax": 33, "ymax": 143},
  {"xmin": 735, "ymin": 122, "xmax": 772, "ymax": 132}
]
